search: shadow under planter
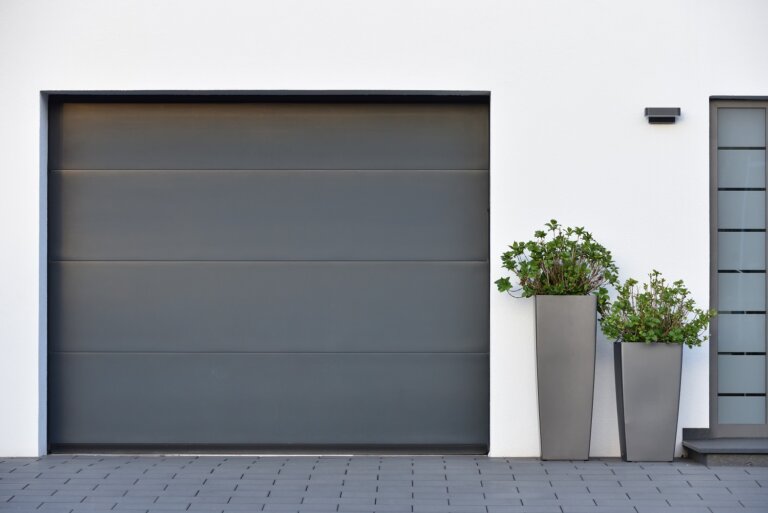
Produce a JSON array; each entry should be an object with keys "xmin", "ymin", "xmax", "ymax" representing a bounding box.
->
[
  {"xmin": 614, "ymin": 342, "xmax": 682, "ymax": 462},
  {"xmin": 535, "ymin": 295, "xmax": 596, "ymax": 460}
]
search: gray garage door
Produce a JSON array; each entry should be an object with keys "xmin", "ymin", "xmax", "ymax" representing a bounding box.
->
[{"xmin": 48, "ymin": 96, "xmax": 490, "ymax": 452}]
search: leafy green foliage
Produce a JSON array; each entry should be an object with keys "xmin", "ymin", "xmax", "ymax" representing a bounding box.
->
[
  {"xmin": 495, "ymin": 220, "xmax": 618, "ymax": 313},
  {"xmin": 600, "ymin": 270, "xmax": 716, "ymax": 348}
]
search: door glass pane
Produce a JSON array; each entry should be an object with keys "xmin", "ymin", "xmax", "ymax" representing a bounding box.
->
[
  {"xmin": 718, "ymin": 355, "xmax": 766, "ymax": 393},
  {"xmin": 718, "ymin": 232, "xmax": 765, "ymax": 270},
  {"xmin": 718, "ymin": 314, "xmax": 766, "ymax": 353},
  {"xmin": 718, "ymin": 273, "xmax": 766, "ymax": 311},
  {"xmin": 718, "ymin": 108, "xmax": 766, "ymax": 147},
  {"xmin": 719, "ymin": 396, "xmax": 766, "ymax": 424},
  {"xmin": 717, "ymin": 191, "xmax": 765, "ymax": 229},
  {"xmin": 718, "ymin": 149, "xmax": 765, "ymax": 188}
]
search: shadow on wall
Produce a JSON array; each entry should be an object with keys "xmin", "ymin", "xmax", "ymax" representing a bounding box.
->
[{"xmin": 590, "ymin": 329, "xmax": 620, "ymax": 457}]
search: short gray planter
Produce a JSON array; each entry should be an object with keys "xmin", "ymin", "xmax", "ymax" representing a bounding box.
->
[
  {"xmin": 535, "ymin": 295, "xmax": 597, "ymax": 460},
  {"xmin": 614, "ymin": 342, "xmax": 683, "ymax": 462}
]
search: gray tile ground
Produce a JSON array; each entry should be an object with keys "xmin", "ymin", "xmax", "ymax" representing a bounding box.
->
[{"xmin": 1, "ymin": 456, "xmax": 767, "ymax": 513}]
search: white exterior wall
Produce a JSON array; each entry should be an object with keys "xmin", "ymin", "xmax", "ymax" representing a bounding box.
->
[{"xmin": 1, "ymin": 0, "xmax": 766, "ymax": 457}]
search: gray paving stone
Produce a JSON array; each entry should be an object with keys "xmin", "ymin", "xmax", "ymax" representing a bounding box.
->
[
  {"xmin": 712, "ymin": 509, "xmax": 768, "ymax": 513},
  {"xmin": 552, "ymin": 486, "xmax": 590, "ymax": 493},
  {"xmin": 114, "ymin": 502, "xmax": 160, "ymax": 509},
  {"xmin": 218, "ymin": 504, "xmax": 266, "ymax": 511},
  {"xmin": 451, "ymin": 497, "xmax": 522, "ymax": 506},
  {"xmin": 337, "ymin": 506, "xmax": 412, "ymax": 512},
  {"xmin": 0, "ymin": 484, "xmax": 27, "ymax": 492},
  {"xmin": 562, "ymin": 508, "xmax": 637, "ymax": 513},
  {"xmin": 70, "ymin": 504, "xmax": 122, "ymax": 511},
  {"xmin": 2, "ymin": 456, "xmax": 768, "ymax": 513},
  {"xmin": 10, "ymin": 495, "xmax": 77, "ymax": 503},
  {"xmin": 31, "ymin": 506, "xmax": 73, "ymax": 513},
  {"xmin": 580, "ymin": 480, "xmax": 622, "ymax": 488},
  {"xmin": 414, "ymin": 507, "xmax": 486, "ymax": 513},
  {"xmin": 378, "ymin": 497, "xmax": 448, "ymax": 505},
  {"xmin": 555, "ymin": 491, "xmax": 605, "ymax": 499},
  {"xmin": 0, "ymin": 503, "xmax": 45, "ymax": 511},
  {"xmin": 728, "ymin": 487, "xmax": 768, "ymax": 495},
  {"xmin": 636, "ymin": 507, "xmax": 713, "ymax": 513},
  {"xmin": 509, "ymin": 492, "xmax": 556, "ymax": 500},
  {"xmin": 741, "ymin": 498, "xmax": 768, "ymax": 507},
  {"xmin": 235, "ymin": 481, "xmax": 274, "ymax": 488},
  {"xmin": 655, "ymin": 488, "xmax": 701, "ymax": 497},
  {"xmin": 145, "ymin": 505, "xmax": 191, "ymax": 512},
  {"xmin": 594, "ymin": 497, "xmax": 668, "ymax": 506},
  {"xmin": 299, "ymin": 491, "xmax": 342, "ymax": 498},
  {"xmin": 523, "ymin": 498, "xmax": 595, "ymax": 506},
  {"xmin": 302, "ymin": 497, "xmax": 372, "ymax": 505},
  {"xmin": 487, "ymin": 507, "xmax": 562, "ymax": 513},
  {"xmin": 626, "ymin": 490, "xmax": 664, "ymax": 498}
]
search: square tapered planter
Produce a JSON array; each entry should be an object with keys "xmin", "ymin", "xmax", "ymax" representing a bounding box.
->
[
  {"xmin": 535, "ymin": 295, "xmax": 597, "ymax": 460},
  {"xmin": 614, "ymin": 342, "xmax": 682, "ymax": 462}
]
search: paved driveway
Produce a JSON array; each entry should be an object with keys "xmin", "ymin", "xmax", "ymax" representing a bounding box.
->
[{"xmin": 1, "ymin": 455, "xmax": 767, "ymax": 513}]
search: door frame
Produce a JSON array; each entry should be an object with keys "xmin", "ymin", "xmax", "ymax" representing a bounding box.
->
[{"xmin": 709, "ymin": 97, "xmax": 768, "ymax": 437}]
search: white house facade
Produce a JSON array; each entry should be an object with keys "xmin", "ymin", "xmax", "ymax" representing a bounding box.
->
[{"xmin": 1, "ymin": 0, "xmax": 767, "ymax": 457}]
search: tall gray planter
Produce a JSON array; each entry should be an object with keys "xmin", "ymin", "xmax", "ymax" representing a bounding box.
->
[
  {"xmin": 535, "ymin": 295, "xmax": 597, "ymax": 460},
  {"xmin": 614, "ymin": 342, "xmax": 682, "ymax": 462}
]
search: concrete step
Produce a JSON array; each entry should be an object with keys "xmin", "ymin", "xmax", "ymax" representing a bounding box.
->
[{"xmin": 683, "ymin": 437, "xmax": 768, "ymax": 466}]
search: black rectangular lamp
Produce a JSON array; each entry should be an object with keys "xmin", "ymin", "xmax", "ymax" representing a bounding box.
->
[{"xmin": 645, "ymin": 107, "xmax": 681, "ymax": 124}]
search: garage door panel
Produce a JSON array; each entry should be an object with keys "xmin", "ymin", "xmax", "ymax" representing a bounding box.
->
[
  {"xmin": 49, "ymin": 261, "xmax": 488, "ymax": 353},
  {"xmin": 50, "ymin": 102, "xmax": 490, "ymax": 171},
  {"xmin": 48, "ymin": 98, "xmax": 489, "ymax": 451},
  {"xmin": 49, "ymin": 353, "xmax": 489, "ymax": 446},
  {"xmin": 49, "ymin": 169, "xmax": 489, "ymax": 261}
]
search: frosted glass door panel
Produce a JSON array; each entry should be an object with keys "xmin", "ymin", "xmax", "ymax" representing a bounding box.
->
[
  {"xmin": 718, "ymin": 232, "xmax": 765, "ymax": 270},
  {"xmin": 718, "ymin": 150, "xmax": 765, "ymax": 188},
  {"xmin": 718, "ymin": 273, "xmax": 766, "ymax": 311},
  {"xmin": 719, "ymin": 397, "xmax": 766, "ymax": 424},
  {"xmin": 717, "ymin": 314, "xmax": 766, "ymax": 353},
  {"xmin": 717, "ymin": 191, "xmax": 765, "ymax": 229},
  {"xmin": 718, "ymin": 108, "xmax": 765, "ymax": 147},
  {"xmin": 718, "ymin": 355, "xmax": 766, "ymax": 393}
]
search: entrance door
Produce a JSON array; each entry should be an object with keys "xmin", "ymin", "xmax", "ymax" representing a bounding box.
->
[{"xmin": 711, "ymin": 100, "xmax": 768, "ymax": 436}]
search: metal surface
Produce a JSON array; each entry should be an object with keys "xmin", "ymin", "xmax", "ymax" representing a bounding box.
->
[
  {"xmin": 47, "ymin": 96, "xmax": 490, "ymax": 450},
  {"xmin": 49, "ymin": 261, "xmax": 488, "ymax": 353},
  {"xmin": 534, "ymin": 295, "xmax": 597, "ymax": 460},
  {"xmin": 48, "ymin": 102, "xmax": 489, "ymax": 171},
  {"xmin": 614, "ymin": 342, "xmax": 682, "ymax": 462},
  {"xmin": 49, "ymin": 169, "xmax": 488, "ymax": 261},
  {"xmin": 644, "ymin": 107, "xmax": 681, "ymax": 124},
  {"xmin": 49, "ymin": 353, "xmax": 489, "ymax": 446}
]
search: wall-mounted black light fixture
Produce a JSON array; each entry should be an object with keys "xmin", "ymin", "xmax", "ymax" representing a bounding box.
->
[{"xmin": 645, "ymin": 107, "xmax": 681, "ymax": 124}]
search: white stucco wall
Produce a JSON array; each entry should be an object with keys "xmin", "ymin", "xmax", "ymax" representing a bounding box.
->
[{"xmin": 1, "ymin": 0, "xmax": 767, "ymax": 457}]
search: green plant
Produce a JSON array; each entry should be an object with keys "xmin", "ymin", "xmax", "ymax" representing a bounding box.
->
[
  {"xmin": 600, "ymin": 270, "xmax": 716, "ymax": 348},
  {"xmin": 495, "ymin": 219, "xmax": 618, "ymax": 313}
]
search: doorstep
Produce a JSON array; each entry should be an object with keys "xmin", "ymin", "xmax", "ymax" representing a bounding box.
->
[{"xmin": 683, "ymin": 428, "xmax": 768, "ymax": 466}]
